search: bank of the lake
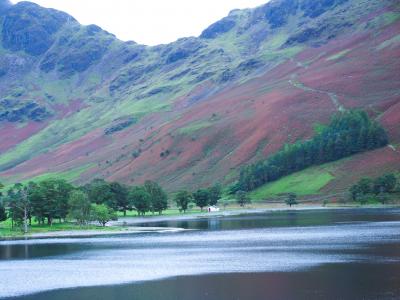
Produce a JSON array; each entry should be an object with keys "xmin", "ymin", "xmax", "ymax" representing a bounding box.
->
[{"xmin": 2, "ymin": 202, "xmax": 399, "ymax": 240}]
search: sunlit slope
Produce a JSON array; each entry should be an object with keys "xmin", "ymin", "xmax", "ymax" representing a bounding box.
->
[{"xmin": 250, "ymin": 145, "xmax": 400, "ymax": 199}]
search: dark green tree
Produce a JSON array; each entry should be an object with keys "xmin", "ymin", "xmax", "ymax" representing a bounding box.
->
[
  {"xmin": 33, "ymin": 179, "xmax": 73, "ymax": 225},
  {"xmin": 110, "ymin": 182, "xmax": 130, "ymax": 216},
  {"xmin": 128, "ymin": 186, "xmax": 151, "ymax": 216},
  {"xmin": 175, "ymin": 190, "xmax": 193, "ymax": 213},
  {"xmin": 68, "ymin": 190, "xmax": 92, "ymax": 226},
  {"xmin": 285, "ymin": 193, "xmax": 298, "ymax": 207},
  {"xmin": 349, "ymin": 184, "xmax": 361, "ymax": 201},
  {"xmin": 29, "ymin": 182, "xmax": 47, "ymax": 224},
  {"xmin": 236, "ymin": 190, "xmax": 250, "ymax": 207},
  {"xmin": 373, "ymin": 174, "xmax": 397, "ymax": 194},
  {"xmin": 84, "ymin": 179, "xmax": 117, "ymax": 209},
  {"xmin": 0, "ymin": 202, "xmax": 7, "ymax": 223},
  {"xmin": 0, "ymin": 182, "xmax": 6, "ymax": 223},
  {"xmin": 144, "ymin": 180, "xmax": 168, "ymax": 214},
  {"xmin": 6, "ymin": 183, "xmax": 34, "ymax": 233},
  {"xmin": 377, "ymin": 189, "xmax": 388, "ymax": 205},
  {"xmin": 208, "ymin": 184, "xmax": 222, "ymax": 206},
  {"xmin": 358, "ymin": 178, "xmax": 373, "ymax": 195},
  {"xmin": 193, "ymin": 189, "xmax": 210, "ymax": 211}
]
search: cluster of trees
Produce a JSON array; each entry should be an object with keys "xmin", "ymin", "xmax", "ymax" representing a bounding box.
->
[
  {"xmin": 0, "ymin": 177, "xmax": 227, "ymax": 232},
  {"xmin": 349, "ymin": 173, "xmax": 398, "ymax": 204},
  {"xmin": 174, "ymin": 185, "xmax": 222, "ymax": 212},
  {"xmin": 127, "ymin": 181, "xmax": 168, "ymax": 215},
  {"xmin": 0, "ymin": 178, "xmax": 173, "ymax": 232},
  {"xmin": 235, "ymin": 110, "xmax": 388, "ymax": 192},
  {"xmin": 0, "ymin": 179, "xmax": 120, "ymax": 232}
]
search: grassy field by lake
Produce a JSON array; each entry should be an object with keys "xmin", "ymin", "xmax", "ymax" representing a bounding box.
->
[{"xmin": 0, "ymin": 218, "xmax": 122, "ymax": 238}]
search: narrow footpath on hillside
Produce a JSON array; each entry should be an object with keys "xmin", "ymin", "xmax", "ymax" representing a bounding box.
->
[{"xmin": 288, "ymin": 73, "xmax": 345, "ymax": 112}]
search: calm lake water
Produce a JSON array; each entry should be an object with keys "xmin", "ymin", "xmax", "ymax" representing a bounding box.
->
[{"xmin": 1, "ymin": 208, "xmax": 400, "ymax": 299}]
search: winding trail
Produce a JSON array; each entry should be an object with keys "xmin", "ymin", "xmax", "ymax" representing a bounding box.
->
[{"xmin": 288, "ymin": 72, "xmax": 345, "ymax": 111}]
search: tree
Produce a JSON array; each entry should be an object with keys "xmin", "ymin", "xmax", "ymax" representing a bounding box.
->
[
  {"xmin": 68, "ymin": 190, "xmax": 91, "ymax": 226},
  {"xmin": 29, "ymin": 182, "xmax": 47, "ymax": 225},
  {"xmin": 6, "ymin": 183, "xmax": 33, "ymax": 233},
  {"xmin": 91, "ymin": 204, "xmax": 117, "ymax": 227},
  {"xmin": 373, "ymin": 174, "xmax": 397, "ymax": 194},
  {"xmin": 349, "ymin": 184, "xmax": 361, "ymax": 201},
  {"xmin": 208, "ymin": 184, "xmax": 222, "ymax": 206},
  {"xmin": 285, "ymin": 193, "xmax": 298, "ymax": 207},
  {"xmin": 236, "ymin": 190, "xmax": 250, "ymax": 207},
  {"xmin": 0, "ymin": 182, "xmax": 6, "ymax": 223},
  {"xmin": 377, "ymin": 188, "xmax": 388, "ymax": 205},
  {"xmin": 358, "ymin": 178, "xmax": 373, "ymax": 195},
  {"xmin": 175, "ymin": 191, "xmax": 193, "ymax": 213},
  {"xmin": 0, "ymin": 202, "xmax": 7, "ymax": 223},
  {"xmin": 193, "ymin": 189, "xmax": 210, "ymax": 211},
  {"xmin": 236, "ymin": 110, "xmax": 388, "ymax": 193},
  {"xmin": 128, "ymin": 186, "xmax": 151, "ymax": 216},
  {"xmin": 110, "ymin": 182, "xmax": 130, "ymax": 216},
  {"xmin": 144, "ymin": 181, "xmax": 168, "ymax": 214},
  {"xmin": 85, "ymin": 179, "xmax": 117, "ymax": 209},
  {"xmin": 32, "ymin": 179, "xmax": 73, "ymax": 225}
]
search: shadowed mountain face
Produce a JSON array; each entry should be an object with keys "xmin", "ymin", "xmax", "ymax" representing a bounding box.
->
[{"xmin": 0, "ymin": 0, "xmax": 399, "ymax": 192}]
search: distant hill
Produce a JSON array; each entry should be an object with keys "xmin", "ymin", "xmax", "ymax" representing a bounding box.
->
[{"xmin": 0, "ymin": 0, "xmax": 399, "ymax": 194}]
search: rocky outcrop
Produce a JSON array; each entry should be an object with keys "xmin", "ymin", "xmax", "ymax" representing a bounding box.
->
[
  {"xmin": 200, "ymin": 17, "xmax": 236, "ymax": 39},
  {"xmin": 0, "ymin": 99, "xmax": 51, "ymax": 122},
  {"xmin": 104, "ymin": 117, "xmax": 136, "ymax": 135},
  {"xmin": 1, "ymin": 2, "xmax": 73, "ymax": 56}
]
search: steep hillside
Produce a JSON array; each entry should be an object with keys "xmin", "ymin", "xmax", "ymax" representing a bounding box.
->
[{"xmin": 0, "ymin": 0, "xmax": 399, "ymax": 193}]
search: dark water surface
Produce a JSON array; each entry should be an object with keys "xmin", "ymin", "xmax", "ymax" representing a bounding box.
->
[{"xmin": 1, "ymin": 208, "xmax": 400, "ymax": 299}]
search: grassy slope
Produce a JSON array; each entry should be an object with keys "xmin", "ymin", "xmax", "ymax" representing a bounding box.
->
[
  {"xmin": 250, "ymin": 165, "xmax": 335, "ymax": 200},
  {"xmin": 249, "ymin": 146, "xmax": 400, "ymax": 200}
]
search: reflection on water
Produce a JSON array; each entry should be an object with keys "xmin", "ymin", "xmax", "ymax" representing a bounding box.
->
[
  {"xmin": 1, "ymin": 208, "xmax": 400, "ymax": 299},
  {"xmin": 135, "ymin": 208, "xmax": 400, "ymax": 230}
]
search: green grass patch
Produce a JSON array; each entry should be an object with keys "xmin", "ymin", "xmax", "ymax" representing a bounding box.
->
[
  {"xmin": 381, "ymin": 12, "xmax": 400, "ymax": 26},
  {"xmin": 1, "ymin": 164, "xmax": 95, "ymax": 189},
  {"xmin": 0, "ymin": 219, "xmax": 120, "ymax": 238},
  {"xmin": 261, "ymin": 46, "xmax": 304, "ymax": 62},
  {"xmin": 326, "ymin": 49, "xmax": 351, "ymax": 61},
  {"xmin": 376, "ymin": 34, "xmax": 400, "ymax": 50},
  {"xmin": 178, "ymin": 121, "xmax": 212, "ymax": 135},
  {"xmin": 250, "ymin": 167, "xmax": 335, "ymax": 200},
  {"xmin": 29, "ymin": 163, "xmax": 95, "ymax": 183},
  {"xmin": 313, "ymin": 123, "xmax": 327, "ymax": 134},
  {"xmin": 367, "ymin": 11, "xmax": 400, "ymax": 29}
]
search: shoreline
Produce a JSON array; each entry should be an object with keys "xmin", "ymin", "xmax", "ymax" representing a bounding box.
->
[
  {"xmin": 0, "ymin": 226, "xmax": 187, "ymax": 241},
  {"xmin": 110, "ymin": 203, "xmax": 399, "ymax": 226},
  {"xmin": 1, "ymin": 204, "xmax": 398, "ymax": 241}
]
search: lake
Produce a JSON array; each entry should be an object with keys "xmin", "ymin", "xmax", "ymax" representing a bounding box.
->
[{"xmin": 1, "ymin": 208, "xmax": 400, "ymax": 299}]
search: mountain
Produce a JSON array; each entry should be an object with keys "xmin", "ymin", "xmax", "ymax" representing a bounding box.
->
[{"xmin": 0, "ymin": 0, "xmax": 399, "ymax": 194}]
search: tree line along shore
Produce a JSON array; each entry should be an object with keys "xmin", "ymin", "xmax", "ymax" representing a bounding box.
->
[{"xmin": 0, "ymin": 110, "xmax": 398, "ymax": 236}]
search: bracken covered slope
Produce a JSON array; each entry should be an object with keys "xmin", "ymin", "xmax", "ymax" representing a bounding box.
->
[{"xmin": 0, "ymin": 0, "xmax": 399, "ymax": 193}]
